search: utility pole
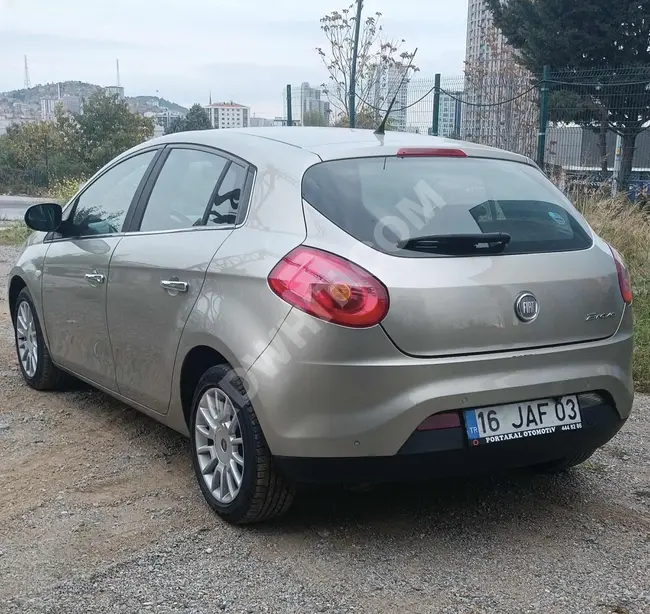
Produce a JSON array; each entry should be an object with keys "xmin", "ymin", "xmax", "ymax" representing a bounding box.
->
[{"xmin": 349, "ymin": 0, "xmax": 363, "ymax": 128}]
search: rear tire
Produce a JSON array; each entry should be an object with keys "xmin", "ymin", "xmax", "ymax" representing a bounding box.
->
[
  {"xmin": 189, "ymin": 364, "xmax": 295, "ymax": 524},
  {"xmin": 13, "ymin": 288, "xmax": 69, "ymax": 391},
  {"xmin": 530, "ymin": 449, "xmax": 596, "ymax": 474}
]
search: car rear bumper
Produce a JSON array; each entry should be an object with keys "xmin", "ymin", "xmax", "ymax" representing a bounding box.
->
[
  {"xmin": 246, "ymin": 309, "xmax": 634, "ymax": 459},
  {"xmin": 274, "ymin": 401, "xmax": 625, "ymax": 484}
]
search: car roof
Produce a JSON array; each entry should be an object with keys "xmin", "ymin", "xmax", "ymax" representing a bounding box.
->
[{"xmin": 137, "ymin": 127, "xmax": 534, "ymax": 167}]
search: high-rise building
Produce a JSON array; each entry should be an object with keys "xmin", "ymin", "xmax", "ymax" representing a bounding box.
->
[
  {"xmin": 372, "ymin": 65, "xmax": 409, "ymax": 131},
  {"xmin": 204, "ymin": 102, "xmax": 250, "ymax": 129},
  {"xmin": 438, "ymin": 92, "xmax": 463, "ymax": 138},
  {"xmin": 462, "ymin": 0, "xmax": 537, "ymax": 157},
  {"xmin": 299, "ymin": 83, "xmax": 330, "ymax": 125}
]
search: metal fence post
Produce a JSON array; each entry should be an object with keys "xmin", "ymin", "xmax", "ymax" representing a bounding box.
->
[
  {"xmin": 537, "ymin": 65, "xmax": 550, "ymax": 168},
  {"xmin": 431, "ymin": 74, "xmax": 441, "ymax": 136},
  {"xmin": 286, "ymin": 85, "xmax": 292, "ymax": 126},
  {"xmin": 287, "ymin": 84, "xmax": 293, "ymax": 126},
  {"xmin": 612, "ymin": 134, "xmax": 623, "ymax": 197}
]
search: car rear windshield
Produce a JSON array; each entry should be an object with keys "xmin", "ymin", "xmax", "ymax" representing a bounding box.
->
[{"xmin": 301, "ymin": 156, "xmax": 592, "ymax": 257}]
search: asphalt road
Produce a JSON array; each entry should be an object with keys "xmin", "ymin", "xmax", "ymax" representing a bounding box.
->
[{"xmin": 0, "ymin": 195, "xmax": 47, "ymax": 223}]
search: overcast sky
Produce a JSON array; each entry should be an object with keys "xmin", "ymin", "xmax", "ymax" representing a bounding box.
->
[{"xmin": 0, "ymin": 0, "xmax": 468, "ymax": 117}]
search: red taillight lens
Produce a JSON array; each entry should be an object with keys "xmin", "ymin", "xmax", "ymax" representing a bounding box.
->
[
  {"xmin": 609, "ymin": 245, "xmax": 632, "ymax": 305},
  {"xmin": 396, "ymin": 147, "xmax": 467, "ymax": 158},
  {"xmin": 268, "ymin": 246, "xmax": 389, "ymax": 328}
]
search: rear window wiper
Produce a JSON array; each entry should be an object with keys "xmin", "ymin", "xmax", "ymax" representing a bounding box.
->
[{"xmin": 397, "ymin": 232, "xmax": 511, "ymax": 255}]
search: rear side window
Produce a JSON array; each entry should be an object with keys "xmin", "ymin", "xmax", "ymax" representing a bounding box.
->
[
  {"xmin": 302, "ymin": 156, "xmax": 592, "ymax": 257},
  {"xmin": 140, "ymin": 148, "xmax": 229, "ymax": 232}
]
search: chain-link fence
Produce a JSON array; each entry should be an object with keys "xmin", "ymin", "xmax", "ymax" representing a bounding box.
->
[
  {"xmin": 283, "ymin": 65, "xmax": 650, "ymax": 192},
  {"xmin": 543, "ymin": 67, "xmax": 650, "ymax": 185}
]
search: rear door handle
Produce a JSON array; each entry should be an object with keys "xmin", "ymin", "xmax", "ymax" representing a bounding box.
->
[
  {"xmin": 85, "ymin": 272, "xmax": 105, "ymax": 285},
  {"xmin": 160, "ymin": 280, "xmax": 189, "ymax": 293}
]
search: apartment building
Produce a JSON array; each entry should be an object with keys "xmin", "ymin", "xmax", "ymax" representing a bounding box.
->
[{"xmin": 204, "ymin": 102, "xmax": 250, "ymax": 129}]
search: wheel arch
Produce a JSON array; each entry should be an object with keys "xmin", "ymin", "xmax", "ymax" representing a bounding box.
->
[
  {"xmin": 8, "ymin": 275, "xmax": 27, "ymax": 320},
  {"xmin": 178, "ymin": 344, "xmax": 232, "ymax": 429}
]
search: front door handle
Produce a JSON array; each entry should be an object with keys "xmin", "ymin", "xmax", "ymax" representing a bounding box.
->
[
  {"xmin": 161, "ymin": 279, "xmax": 189, "ymax": 294},
  {"xmin": 85, "ymin": 272, "xmax": 105, "ymax": 285}
]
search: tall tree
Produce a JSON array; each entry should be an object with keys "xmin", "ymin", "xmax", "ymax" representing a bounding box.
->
[
  {"xmin": 165, "ymin": 116, "xmax": 187, "ymax": 135},
  {"xmin": 0, "ymin": 92, "xmax": 155, "ymax": 194},
  {"xmin": 184, "ymin": 104, "xmax": 212, "ymax": 131},
  {"xmin": 68, "ymin": 92, "xmax": 154, "ymax": 172},
  {"xmin": 485, "ymin": 0, "xmax": 650, "ymax": 186},
  {"xmin": 316, "ymin": 1, "xmax": 418, "ymax": 126}
]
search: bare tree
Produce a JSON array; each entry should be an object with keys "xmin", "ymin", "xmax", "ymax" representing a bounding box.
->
[{"xmin": 316, "ymin": 2, "xmax": 418, "ymax": 124}]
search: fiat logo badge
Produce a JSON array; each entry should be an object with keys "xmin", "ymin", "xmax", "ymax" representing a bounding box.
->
[{"xmin": 515, "ymin": 292, "xmax": 539, "ymax": 323}]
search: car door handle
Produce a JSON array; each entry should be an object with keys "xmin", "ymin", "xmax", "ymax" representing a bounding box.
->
[
  {"xmin": 85, "ymin": 272, "xmax": 105, "ymax": 285},
  {"xmin": 160, "ymin": 280, "xmax": 189, "ymax": 293}
]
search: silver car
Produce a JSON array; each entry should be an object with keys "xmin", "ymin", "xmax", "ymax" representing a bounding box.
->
[{"xmin": 9, "ymin": 128, "xmax": 634, "ymax": 524}]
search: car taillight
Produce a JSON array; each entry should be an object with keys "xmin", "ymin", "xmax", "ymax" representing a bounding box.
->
[
  {"xmin": 268, "ymin": 246, "xmax": 389, "ymax": 328},
  {"xmin": 609, "ymin": 245, "xmax": 632, "ymax": 305}
]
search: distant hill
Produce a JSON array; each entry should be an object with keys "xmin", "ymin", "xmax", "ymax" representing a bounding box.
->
[
  {"xmin": 0, "ymin": 81, "xmax": 188, "ymax": 115},
  {"xmin": 127, "ymin": 95, "xmax": 188, "ymax": 114}
]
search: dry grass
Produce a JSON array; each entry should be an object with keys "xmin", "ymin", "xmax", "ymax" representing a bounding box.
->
[
  {"xmin": 0, "ymin": 220, "xmax": 32, "ymax": 246},
  {"xmin": 576, "ymin": 192, "xmax": 650, "ymax": 391}
]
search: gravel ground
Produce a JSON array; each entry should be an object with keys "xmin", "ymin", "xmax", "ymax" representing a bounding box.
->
[{"xmin": 1, "ymin": 244, "xmax": 649, "ymax": 614}]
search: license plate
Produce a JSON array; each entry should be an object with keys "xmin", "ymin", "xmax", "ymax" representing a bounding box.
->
[{"xmin": 463, "ymin": 395, "xmax": 582, "ymax": 445}]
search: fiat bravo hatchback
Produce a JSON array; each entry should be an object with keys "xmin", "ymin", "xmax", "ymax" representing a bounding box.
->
[{"xmin": 9, "ymin": 128, "xmax": 633, "ymax": 524}]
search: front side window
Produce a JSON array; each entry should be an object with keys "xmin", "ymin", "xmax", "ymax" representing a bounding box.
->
[
  {"xmin": 139, "ymin": 148, "xmax": 229, "ymax": 232},
  {"xmin": 70, "ymin": 150, "xmax": 156, "ymax": 237}
]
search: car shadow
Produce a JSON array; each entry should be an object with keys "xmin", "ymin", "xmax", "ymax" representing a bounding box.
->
[
  {"xmin": 262, "ymin": 469, "xmax": 591, "ymax": 537},
  {"xmin": 54, "ymin": 388, "xmax": 601, "ymax": 540}
]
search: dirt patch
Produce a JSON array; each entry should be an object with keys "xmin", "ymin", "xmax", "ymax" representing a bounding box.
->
[{"xmin": 1, "ymin": 245, "xmax": 650, "ymax": 614}]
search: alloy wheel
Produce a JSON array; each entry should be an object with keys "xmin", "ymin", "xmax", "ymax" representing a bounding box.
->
[
  {"xmin": 16, "ymin": 301, "xmax": 38, "ymax": 378},
  {"xmin": 194, "ymin": 387, "xmax": 245, "ymax": 504}
]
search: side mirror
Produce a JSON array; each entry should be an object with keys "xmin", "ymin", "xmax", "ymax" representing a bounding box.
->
[{"xmin": 24, "ymin": 203, "xmax": 63, "ymax": 232}]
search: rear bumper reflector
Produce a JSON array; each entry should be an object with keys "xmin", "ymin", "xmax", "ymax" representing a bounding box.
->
[{"xmin": 416, "ymin": 412, "xmax": 462, "ymax": 431}]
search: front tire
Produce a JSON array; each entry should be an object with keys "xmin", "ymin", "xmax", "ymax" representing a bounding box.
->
[
  {"xmin": 189, "ymin": 364, "xmax": 295, "ymax": 524},
  {"xmin": 13, "ymin": 288, "xmax": 67, "ymax": 391}
]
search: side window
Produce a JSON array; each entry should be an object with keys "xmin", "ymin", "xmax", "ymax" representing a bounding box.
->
[
  {"xmin": 70, "ymin": 151, "xmax": 156, "ymax": 237},
  {"xmin": 139, "ymin": 148, "xmax": 229, "ymax": 232},
  {"xmin": 206, "ymin": 162, "xmax": 247, "ymax": 227}
]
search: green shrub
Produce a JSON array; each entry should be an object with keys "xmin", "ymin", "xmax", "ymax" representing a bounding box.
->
[{"xmin": 49, "ymin": 176, "xmax": 86, "ymax": 204}]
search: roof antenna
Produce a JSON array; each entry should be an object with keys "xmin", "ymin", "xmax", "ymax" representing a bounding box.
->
[{"xmin": 374, "ymin": 48, "xmax": 417, "ymax": 136}]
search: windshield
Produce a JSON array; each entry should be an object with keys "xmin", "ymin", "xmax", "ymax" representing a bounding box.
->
[{"xmin": 302, "ymin": 156, "xmax": 593, "ymax": 257}]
